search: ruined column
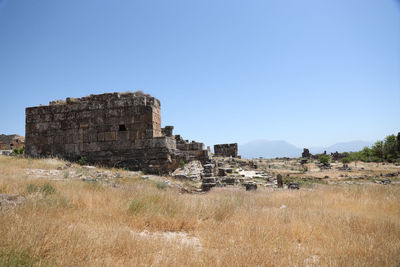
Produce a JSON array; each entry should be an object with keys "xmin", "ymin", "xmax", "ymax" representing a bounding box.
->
[{"xmin": 277, "ymin": 174, "xmax": 283, "ymax": 188}]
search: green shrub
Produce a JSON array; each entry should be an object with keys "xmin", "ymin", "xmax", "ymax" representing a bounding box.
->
[
  {"xmin": 12, "ymin": 146, "xmax": 25, "ymax": 155},
  {"xmin": 155, "ymin": 181, "xmax": 168, "ymax": 190},
  {"xmin": 179, "ymin": 159, "xmax": 185, "ymax": 168},
  {"xmin": 0, "ymin": 247, "xmax": 40, "ymax": 267},
  {"xmin": 40, "ymin": 183, "xmax": 56, "ymax": 196},
  {"xmin": 77, "ymin": 156, "xmax": 88, "ymax": 166},
  {"xmin": 318, "ymin": 155, "xmax": 330, "ymax": 165},
  {"xmin": 26, "ymin": 184, "xmax": 39, "ymax": 194},
  {"xmin": 27, "ymin": 183, "xmax": 56, "ymax": 196},
  {"xmin": 341, "ymin": 157, "xmax": 351, "ymax": 165}
]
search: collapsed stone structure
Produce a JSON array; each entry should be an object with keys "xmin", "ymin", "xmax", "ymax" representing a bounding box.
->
[
  {"xmin": 25, "ymin": 92, "xmax": 209, "ymax": 173},
  {"xmin": 214, "ymin": 143, "xmax": 238, "ymax": 158},
  {"xmin": 0, "ymin": 134, "xmax": 25, "ymax": 150}
]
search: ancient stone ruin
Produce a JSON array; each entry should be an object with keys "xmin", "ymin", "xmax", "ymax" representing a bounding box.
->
[
  {"xmin": 0, "ymin": 134, "xmax": 25, "ymax": 150},
  {"xmin": 301, "ymin": 148, "xmax": 311, "ymax": 158},
  {"xmin": 25, "ymin": 92, "xmax": 209, "ymax": 173},
  {"xmin": 214, "ymin": 143, "xmax": 238, "ymax": 158}
]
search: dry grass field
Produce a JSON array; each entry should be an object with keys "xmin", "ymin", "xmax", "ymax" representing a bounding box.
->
[{"xmin": 0, "ymin": 156, "xmax": 399, "ymax": 266}]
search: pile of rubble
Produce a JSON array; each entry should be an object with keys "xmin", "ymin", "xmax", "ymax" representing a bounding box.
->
[
  {"xmin": 171, "ymin": 161, "xmax": 203, "ymax": 181},
  {"xmin": 176, "ymin": 157, "xmax": 302, "ymax": 192}
]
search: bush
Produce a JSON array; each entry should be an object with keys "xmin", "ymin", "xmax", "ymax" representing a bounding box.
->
[
  {"xmin": 26, "ymin": 184, "xmax": 39, "ymax": 194},
  {"xmin": 26, "ymin": 183, "xmax": 56, "ymax": 196},
  {"xmin": 40, "ymin": 183, "xmax": 56, "ymax": 196},
  {"xmin": 318, "ymin": 155, "xmax": 330, "ymax": 165},
  {"xmin": 342, "ymin": 157, "xmax": 351, "ymax": 165},
  {"xmin": 179, "ymin": 159, "xmax": 185, "ymax": 168},
  {"xmin": 77, "ymin": 156, "xmax": 88, "ymax": 166},
  {"xmin": 12, "ymin": 146, "xmax": 25, "ymax": 155},
  {"xmin": 0, "ymin": 247, "xmax": 41, "ymax": 266},
  {"xmin": 155, "ymin": 181, "xmax": 168, "ymax": 190}
]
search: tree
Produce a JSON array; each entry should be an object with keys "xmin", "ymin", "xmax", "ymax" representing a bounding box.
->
[
  {"xmin": 397, "ymin": 132, "xmax": 400, "ymax": 155},
  {"xmin": 371, "ymin": 141, "xmax": 384, "ymax": 161},
  {"xmin": 383, "ymin": 135, "xmax": 397, "ymax": 161},
  {"xmin": 341, "ymin": 157, "xmax": 351, "ymax": 168},
  {"xmin": 360, "ymin": 147, "xmax": 372, "ymax": 161},
  {"xmin": 318, "ymin": 155, "xmax": 330, "ymax": 165}
]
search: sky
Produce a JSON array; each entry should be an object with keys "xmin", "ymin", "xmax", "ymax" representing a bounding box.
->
[{"xmin": 0, "ymin": 0, "xmax": 399, "ymax": 148}]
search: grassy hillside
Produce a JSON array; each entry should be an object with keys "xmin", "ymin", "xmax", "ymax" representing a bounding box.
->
[{"xmin": 0, "ymin": 156, "xmax": 399, "ymax": 266}]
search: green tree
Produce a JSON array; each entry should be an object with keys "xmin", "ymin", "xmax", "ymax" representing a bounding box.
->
[
  {"xmin": 383, "ymin": 135, "xmax": 397, "ymax": 161},
  {"xmin": 341, "ymin": 157, "xmax": 351, "ymax": 168},
  {"xmin": 371, "ymin": 141, "xmax": 384, "ymax": 161},
  {"xmin": 360, "ymin": 147, "xmax": 372, "ymax": 161},
  {"xmin": 397, "ymin": 132, "xmax": 400, "ymax": 155},
  {"xmin": 342, "ymin": 157, "xmax": 351, "ymax": 164}
]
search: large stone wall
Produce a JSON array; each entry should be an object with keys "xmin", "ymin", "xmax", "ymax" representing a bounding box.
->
[
  {"xmin": 25, "ymin": 92, "xmax": 209, "ymax": 173},
  {"xmin": 214, "ymin": 143, "xmax": 238, "ymax": 158}
]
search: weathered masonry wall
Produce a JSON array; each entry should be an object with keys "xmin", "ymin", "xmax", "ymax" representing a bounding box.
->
[
  {"xmin": 214, "ymin": 143, "xmax": 238, "ymax": 158},
  {"xmin": 25, "ymin": 92, "xmax": 209, "ymax": 173}
]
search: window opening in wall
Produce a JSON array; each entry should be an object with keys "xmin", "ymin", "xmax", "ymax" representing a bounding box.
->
[{"xmin": 119, "ymin": 124, "xmax": 127, "ymax": 131}]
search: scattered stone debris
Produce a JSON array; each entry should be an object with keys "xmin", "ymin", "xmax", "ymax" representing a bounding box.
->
[
  {"xmin": 0, "ymin": 150, "xmax": 12, "ymax": 156},
  {"xmin": 221, "ymin": 177, "xmax": 235, "ymax": 185},
  {"xmin": 338, "ymin": 165, "xmax": 352, "ymax": 171},
  {"xmin": 374, "ymin": 179, "xmax": 391, "ymax": 185},
  {"xmin": 57, "ymin": 162, "xmax": 72, "ymax": 170},
  {"xmin": 244, "ymin": 182, "xmax": 257, "ymax": 191},
  {"xmin": 288, "ymin": 183, "xmax": 300, "ymax": 190},
  {"xmin": 0, "ymin": 194, "xmax": 25, "ymax": 209},
  {"xmin": 129, "ymin": 230, "xmax": 202, "ymax": 249},
  {"xmin": 384, "ymin": 172, "xmax": 399, "ymax": 178},
  {"xmin": 172, "ymin": 160, "xmax": 203, "ymax": 181},
  {"xmin": 201, "ymin": 177, "xmax": 216, "ymax": 191},
  {"xmin": 300, "ymin": 159, "xmax": 308, "ymax": 165},
  {"xmin": 319, "ymin": 163, "xmax": 331, "ymax": 170}
]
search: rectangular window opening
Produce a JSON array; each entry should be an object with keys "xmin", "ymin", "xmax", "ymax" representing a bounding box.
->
[{"xmin": 119, "ymin": 124, "xmax": 127, "ymax": 131}]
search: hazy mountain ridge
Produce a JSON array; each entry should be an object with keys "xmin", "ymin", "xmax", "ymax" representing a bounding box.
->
[{"xmin": 239, "ymin": 140, "xmax": 374, "ymax": 159}]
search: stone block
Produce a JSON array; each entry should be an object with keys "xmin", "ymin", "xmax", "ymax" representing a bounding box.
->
[{"xmin": 104, "ymin": 131, "xmax": 116, "ymax": 141}]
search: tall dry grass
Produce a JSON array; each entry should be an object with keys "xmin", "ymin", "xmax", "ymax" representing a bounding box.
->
[{"xmin": 0, "ymin": 155, "xmax": 399, "ymax": 266}]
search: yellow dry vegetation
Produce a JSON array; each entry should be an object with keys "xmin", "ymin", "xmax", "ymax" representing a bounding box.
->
[{"xmin": 0, "ymin": 156, "xmax": 399, "ymax": 266}]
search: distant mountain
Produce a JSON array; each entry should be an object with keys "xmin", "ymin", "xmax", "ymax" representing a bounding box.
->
[
  {"xmin": 239, "ymin": 140, "xmax": 302, "ymax": 159},
  {"xmin": 239, "ymin": 139, "xmax": 374, "ymax": 159},
  {"xmin": 309, "ymin": 141, "xmax": 374, "ymax": 154}
]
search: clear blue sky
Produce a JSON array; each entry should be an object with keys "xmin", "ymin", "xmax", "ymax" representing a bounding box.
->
[{"xmin": 0, "ymin": 0, "xmax": 399, "ymax": 148}]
